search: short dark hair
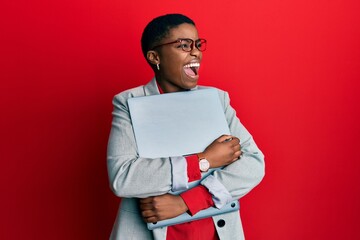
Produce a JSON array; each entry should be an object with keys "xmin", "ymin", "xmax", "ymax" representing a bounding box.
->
[{"xmin": 141, "ymin": 13, "xmax": 195, "ymax": 58}]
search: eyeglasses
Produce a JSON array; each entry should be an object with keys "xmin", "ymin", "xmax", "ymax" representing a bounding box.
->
[{"xmin": 151, "ymin": 38, "xmax": 207, "ymax": 52}]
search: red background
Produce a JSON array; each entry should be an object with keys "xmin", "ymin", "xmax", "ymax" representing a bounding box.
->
[{"xmin": 1, "ymin": 1, "xmax": 360, "ymax": 239}]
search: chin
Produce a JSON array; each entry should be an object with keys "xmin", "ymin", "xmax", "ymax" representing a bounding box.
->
[
  {"xmin": 182, "ymin": 75, "xmax": 199, "ymax": 88},
  {"xmin": 183, "ymin": 81, "xmax": 198, "ymax": 90}
]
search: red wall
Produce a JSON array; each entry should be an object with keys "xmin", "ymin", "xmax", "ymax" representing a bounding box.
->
[{"xmin": 1, "ymin": 1, "xmax": 360, "ymax": 239}]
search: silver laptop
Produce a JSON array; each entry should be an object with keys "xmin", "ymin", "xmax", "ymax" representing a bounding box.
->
[{"xmin": 127, "ymin": 88, "xmax": 230, "ymax": 158}]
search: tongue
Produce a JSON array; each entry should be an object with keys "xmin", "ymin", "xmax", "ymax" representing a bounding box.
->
[{"xmin": 184, "ymin": 67, "xmax": 196, "ymax": 77}]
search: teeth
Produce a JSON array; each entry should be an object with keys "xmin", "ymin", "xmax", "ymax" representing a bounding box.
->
[{"xmin": 184, "ymin": 62, "xmax": 200, "ymax": 68}]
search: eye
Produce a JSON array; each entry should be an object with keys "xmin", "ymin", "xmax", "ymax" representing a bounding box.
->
[
  {"xmin": 196, "ymin": 39, "xmax": 206, "ymax": 51},
  {"xmin": 175, "ymin": 42, "xmax": 190, "ymax": 49},
  {"xmin": 178, "ymin": 39, "xmax": 192, "ymax": 50},
  {"xmin": 181, "ymin": 42, "xmax": 191, "ymax": 48}
]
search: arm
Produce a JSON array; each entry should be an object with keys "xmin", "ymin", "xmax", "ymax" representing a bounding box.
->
[
  {"xmin": 139, "ymin": 134, "xmax": 242, "ymax": 223},
  {"xmin": 200, "ymin": 91, "xmax": 265, "ymax": 207},
  {"xmin": 139, "ymin": 90, "xmax": 265, "ymax": 219},
  {"xmin": 140, "ymin": 185, "xmax": 214, "ymax": 223}
]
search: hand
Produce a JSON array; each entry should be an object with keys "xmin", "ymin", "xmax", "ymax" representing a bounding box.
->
[
  {"xmin": 139, "ymin": 194, "xmax": 188, "ymax": 223},
  {"xmin": 202, "ymin": 135, "xmax": 241, "ymax": 168}
]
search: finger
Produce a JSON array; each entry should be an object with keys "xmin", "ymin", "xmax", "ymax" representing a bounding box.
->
[
  {"xmin": 233, "ymin": 150, "xmax": 242, "ymax": 160},
  {"xmin": 139, "ymin": 197, "xmax": 153, "ymax": 204},
  {"xmin": 144, "ymin": 216, "xmax": 158, "ymax": 223},
  {"xmin": 139, "ymin": 202, "xmax": 155, "ymax": 210},
  {"xmin": 230, "ymin": 137, "xmax": 240, "ymax": 145},
  {"xmin": 141, "ymin": 209, "xmax": 155, "ymax": 218},
  {"xmin": 216, "ymin": 135, "xmax": 233, "ymax": 142},
  {"xmin": 232, "ymin": 143, "xmax": 241, "ymax": 152}
]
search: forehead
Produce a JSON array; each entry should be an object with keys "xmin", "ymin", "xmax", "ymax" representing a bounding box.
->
[{"xmin": 166, "ymin": 23, "xmax": 199, "ymax": 41}]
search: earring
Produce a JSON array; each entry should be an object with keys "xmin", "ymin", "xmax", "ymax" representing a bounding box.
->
[{"xmin": 156, "ymin": 63, "xmax": 160, "ymax": 71}]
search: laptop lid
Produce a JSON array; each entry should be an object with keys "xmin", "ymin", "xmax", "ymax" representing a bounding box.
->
[{"xmin": 127, "ymin": 88, "xmax": 230, "ymax": 158}]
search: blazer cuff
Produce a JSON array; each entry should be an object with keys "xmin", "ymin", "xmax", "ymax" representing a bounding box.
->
[
  {"xmin": 170, "ymin": 156, "xmax": 188, "ymax": 192},
  {"xmin": 201, "ymin": 175, "xmax": 232, "ymax": 209}
]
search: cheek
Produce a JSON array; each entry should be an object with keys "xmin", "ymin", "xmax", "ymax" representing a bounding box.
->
[
  {"xmin": 161, "ymin": 52, "xmax": 188, "ymax": 74},
  {"xmin": 167, "ymin": 57, "xmax": 185, "ymax": 72}
]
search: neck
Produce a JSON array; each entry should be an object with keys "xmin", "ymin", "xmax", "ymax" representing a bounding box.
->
[{"xmin": 155, "ymin": 76, "xmax": 187, "ymax": 93}]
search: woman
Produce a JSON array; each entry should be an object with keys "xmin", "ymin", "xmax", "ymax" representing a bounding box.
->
[{"xmin": 107, "ymin": 13, "xmax": 265, "ymax": 240}]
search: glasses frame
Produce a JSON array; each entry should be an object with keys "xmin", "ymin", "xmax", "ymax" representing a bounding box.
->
[{"xmin": 151, "ymin": 38, "xmax": 207, "ymax": 52}]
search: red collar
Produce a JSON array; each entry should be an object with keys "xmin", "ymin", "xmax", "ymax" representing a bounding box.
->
[{"xmin": 155, "ymin": 80, "xmax": 164, "ymax": 94}]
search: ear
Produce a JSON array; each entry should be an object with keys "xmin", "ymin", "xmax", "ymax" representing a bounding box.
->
[{"xmin": 146, "ymin": 50, "xmax": 160, "ymax": 65}]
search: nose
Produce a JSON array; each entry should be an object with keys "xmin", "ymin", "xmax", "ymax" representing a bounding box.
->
[{"xmin": 190, "ymin": 44, "xmax": 201, "ymax": 58}]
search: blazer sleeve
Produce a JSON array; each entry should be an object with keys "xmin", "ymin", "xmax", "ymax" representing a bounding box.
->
[
  {"xmin": 200, "ymin": 90, "xmax": 265, "ymax": 206},
  {"xmin": 107, "ymin": 92, "xmax": 175, "ymax": 198}
]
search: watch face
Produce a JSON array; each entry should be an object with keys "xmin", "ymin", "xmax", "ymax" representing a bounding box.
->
[{"xmin": 199, "ymin": 159, "xmax": 210, "ymax": 172}]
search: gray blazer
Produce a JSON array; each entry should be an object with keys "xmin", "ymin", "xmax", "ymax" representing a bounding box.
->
[{"xmin": 107, "ymin": 78, "xmax": 265, "ymax": 240}]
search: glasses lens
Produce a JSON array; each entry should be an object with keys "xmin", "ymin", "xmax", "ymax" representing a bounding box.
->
[
  {"xmin": 180, "ymin": 39, "xmax": 193, "ymax": 52},
  {"xmin": 196, "ymin": 39, "xmax": 207, "ymax": 51}
]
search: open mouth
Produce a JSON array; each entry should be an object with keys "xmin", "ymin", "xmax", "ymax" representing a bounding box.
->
[{"xmin": 183, "ymin": 62, "xmax": 200, "ymax": 78}]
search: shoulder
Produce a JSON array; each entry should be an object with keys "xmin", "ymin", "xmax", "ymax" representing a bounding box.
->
[
  {"xmin": 197, "ymin": 85, "xmax": 227, "ymax": 95},
  {"xmin": 112, "ymin": 78, "xmax": 158, "ymax": 105},
  {"xmin": 113, "ymin": 85, "xmax": 146, "ymax": 103},
  {"xmin": 112, "ymin": 86, "xmax": 145, "ymax": 108}
]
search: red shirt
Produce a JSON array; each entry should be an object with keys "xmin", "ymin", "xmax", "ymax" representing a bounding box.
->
[
  {"xmin": 156, "ymin": 82, "xmax": 219, "ymax": 240},
  {"xmin": 166, "ymin": 155, "xmax": 219, "ymax": 240}
]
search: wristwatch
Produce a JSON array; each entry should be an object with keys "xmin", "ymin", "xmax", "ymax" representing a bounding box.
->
[{"xmin": 197, "ymin": 153, "xmax": 210, "ymax": 172}]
